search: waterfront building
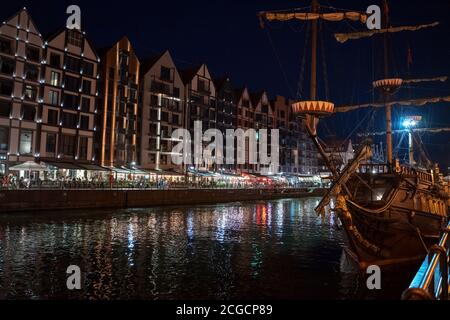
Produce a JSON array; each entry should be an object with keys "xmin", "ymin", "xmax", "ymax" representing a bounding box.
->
[
  {"xmin": 180, "ymin": 64, "xmax": 216, "ymax": 171},
  {"xmin": 0, "ymin": 8, "xmax": 43, "ymax": 175},
  {"xmin": 140, "ymin": 50, "xmax": 185, "ymax": 172},
  {"xmin": 39, "ymin": 24, "xmax": 100, "ymax": 170},
  {"xmin": 235, "ymin": 86, "xmax": 254, "ymax": 173},
  {"xmin": 273, "ymin": 95, "xmax": 296, "ymax": 174},
  {"xmin": 97, "ymin": 37, "xmax": 139, "ymax": 169},
  {"xmin": 251, "ymin": 91, "xmax": 275, "ymax": 173},
  {"xmin": 213, "ymin": 76, "xmax": 238, "ymax": 173}
]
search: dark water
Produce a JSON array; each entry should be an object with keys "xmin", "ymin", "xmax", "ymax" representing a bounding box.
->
[{"xmin": 0, "ymin": 197, "xmax": 416, "ymax": 300}]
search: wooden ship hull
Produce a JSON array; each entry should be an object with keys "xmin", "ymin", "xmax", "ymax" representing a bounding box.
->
[{"xmin": 336, "ymin": 165, "xmax": 449, "ymax": 269}]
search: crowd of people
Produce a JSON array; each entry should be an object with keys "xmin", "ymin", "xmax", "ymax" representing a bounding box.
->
[{"xmin": 0, "ymin": 172, "xmax": 322, "ymax": 190}]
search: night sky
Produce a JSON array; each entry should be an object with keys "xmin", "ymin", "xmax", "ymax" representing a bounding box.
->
[{"xmin": 3, "ymin": 0, "xmax": 450, "ymax": 172}]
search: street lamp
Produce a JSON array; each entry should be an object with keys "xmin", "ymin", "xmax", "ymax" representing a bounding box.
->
[{"xmin": 402, "ymin": 116, "xmax": 422, "ymax": 165}]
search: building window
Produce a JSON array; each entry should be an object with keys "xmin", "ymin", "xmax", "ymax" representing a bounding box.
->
[
  {"xmin": 66, "ymin": 56, "xmax": 81, "ymax": 72},
  {"xmin": 64, "ymin": 75, "xmax": 80, "ymax": 92},
  {"xmin": 62, "ymin": 112, "xmax": 77, "ymax": 129},
  {"xmin": 24, "ymin": 63, "xmax": 39, "ymax": 81},
  {"xmin": 150, "ymin": 109, "xmax": 158, "ymax": 121},
  {"xmin": 79, "ymin": 115, "xmax": 89, "ymax": 130},
  {"xmin": 19, "ymin": 130, "xmax": 33, "ymax": 154},
  {"xmin": 67, "ymin": 30, "xmax": 83, "ymax": 47},
  {"xmin": 0, "ymin": 57, "xmax": 15, "ymax": 75},
  {"xmin": 22, "ymin": 104, "xmax": 36, "ymax": 121},
  {"xmin": 23, "ymin": 85, "xmax": 37, "ymax": 101},
  {"xmin": 0, "ymin": 80, "xmax": 13, "ymax": 97},
  {"xmin": 60, "ymin": 134, "xmax": 75, "ymax": 156},
  {"xmin": 47, "ymin": 109, "xmax": 58, "ymax": 125},
  {"xmin": 25, "ymin": 46, "xmax": 40, "ymax": 62},
  {"xmin": 46, "ymin": 133, "xmax": 56, "ymax": 153},
  {"xmin": 173, "ymin": 87, "xmax": 180, "ymax": 98},
  {"xmin": 161, "ymin": 112, "xmax": 168, "ymax": 122},
  {"xmin": 0, "ymin": 127, "xmax": 8, "ymax": 151},
  {"xmin": 172, "ymin": 114, "xmax": 179, "ymax": 126},
  {"xmin": 82, "ymin": 80, "xmax": 91, "ymax": 94},
  {"xmin": 81, "ymin": 97, "xmax": 90, "ymax": 112},
  {"xmin": 63, "ymin": 94, "xmax": 78, "ymax": 110},
  {"xmin": 79, "ymin": 136, "xmax": 88, "ymax": 160},
  {"xmin": 0, "ymin": 38, "xmax": 13, "ymax": 55},
  {"xmin": 160, "ymin": 66, "xmax": 171, "ymax": 81},
  {"xmin": 49, "ymin": 90, "xmax": 59, "ymax": 105},
  {"xmin": 50, "ymin": 71, "xmax": 60, "ymax": 86},
  {"xmin": 49, "ymin": 53, "xmax": 61, "ymax": 68},
  {"xmin": 82, "ymin": 61, "xmax": 94, "ymax": 76},
  {"xmin": 0, "ymin": 100, "xmax": 11, "ymax": 117}
]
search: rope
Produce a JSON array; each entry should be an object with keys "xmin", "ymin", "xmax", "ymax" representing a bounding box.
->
[
  {"xmin": 296, "ymin": 21, "xmax": 311, "ymax": 99},
  {"xmin": 319, "ymin": 20, "xmax": 330, "ymax": 101},
  {"xmin": 264, "ymin": 25, "xmax": 295, "ymax": 98}
]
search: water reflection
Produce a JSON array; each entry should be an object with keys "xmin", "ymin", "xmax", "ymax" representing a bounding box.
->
[{"xmin": 0, "ymin": 197, "xmax": 411, "ymax": 300}]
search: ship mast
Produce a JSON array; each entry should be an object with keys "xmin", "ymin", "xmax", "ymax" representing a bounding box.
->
[
  {"xmin": 310, "ymin": 0, "xmax": 318, "ymax": 101},
  {"xmin": 383, "ymin": 0, "xmax": 393, "ymax": 168}
]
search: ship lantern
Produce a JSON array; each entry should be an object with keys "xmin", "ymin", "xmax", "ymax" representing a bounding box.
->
[{"xmin": 373, "ymin": 78, "xmax": 403, "ymax": 95}]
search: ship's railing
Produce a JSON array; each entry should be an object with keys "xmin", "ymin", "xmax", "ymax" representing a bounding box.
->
[
  {"xmin": 356, "ymin": 163, "xmax": 434, "ymax": 183},
  {"xmin": 357, "ymin": 164, "xmax": 390, "ymax": 174},
  {"xmin": 402, "ymin": 221, "xmax": 450, "ymax": 300}
]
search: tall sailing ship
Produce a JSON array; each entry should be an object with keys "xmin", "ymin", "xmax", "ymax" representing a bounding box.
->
[{"xmin": 258, "ymin": 0, "xmax": 450, "ymax": 269}]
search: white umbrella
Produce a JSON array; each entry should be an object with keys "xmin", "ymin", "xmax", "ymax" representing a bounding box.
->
[{"xmin": 9, "ymin": 161, "xmax": 49, "ymax": 171}]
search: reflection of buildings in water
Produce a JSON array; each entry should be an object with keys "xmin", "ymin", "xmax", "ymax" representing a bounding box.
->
[{"xmin": 274, "ymin": 201, "xmax": 284, "ymax": 237}]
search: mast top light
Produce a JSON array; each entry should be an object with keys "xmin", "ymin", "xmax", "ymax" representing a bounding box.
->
[
  {"xmin": 292, "ymin": 100, "xmax": 334, "ymax": 116},
  {"xmin": 402, "ymin": 115, "xmax": 422, "ymax": 128}
]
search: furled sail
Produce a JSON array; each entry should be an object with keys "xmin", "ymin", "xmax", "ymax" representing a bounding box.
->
[
  {"xmin": 258, "ymin": 11, "xmax": 367, "ymax": 27},
  {"xmin": 403, "ymin": 76, "xmax": 448, "ymax": 84},
  {"xmin": 334, "ymin": 22, "xmax": 439, "ymax": 43},
  {"xmin": 336, "ymin": 96, "xmax": 450, "ymax": 113},
  {"xmin": 358, "ymin": 127, "xmax": 450, "ymax": 137}
]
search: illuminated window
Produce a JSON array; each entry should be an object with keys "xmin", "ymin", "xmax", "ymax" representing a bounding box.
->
[
  {"xmin": 19, "ymin": 130, "xmax": 32, "ymax": 154},
  {"xmin": 49, "ymin": 90, "xmax": 59, "ymax": 105},
  {"xmin": 0, "ymin": 126, "xmax": 8, "ymax": 151},
  {"xmin": 50, "ymin": 71, "xmax": 60, "ymax": 86},
  {"xmin": 23, "ymin": 85, "xmax": 37, "ymax": 101}
]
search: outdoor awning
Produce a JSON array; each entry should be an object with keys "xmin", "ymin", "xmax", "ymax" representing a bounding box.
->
[
  {"xmin": 45, "ymin": 162, "xmax": 83, "ymax": 170},
  {"xmin": 128, "ymin": 168, "xmax": 149, "ymax": 175},
  {"xmin": 9, "ymin": 161, "xmax": 49, "ymax": 171},
  {"xmin": 76, "ymin": 164, "xmax": 109, "ymax": 171},
  {"xmin": 106, "ymin": 167, "xmax": 130, "ymax": 174}
]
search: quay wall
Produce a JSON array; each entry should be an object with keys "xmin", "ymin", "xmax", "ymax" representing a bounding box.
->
[{"xmin": 0, "ymin": 188, "xmax": 326, "ymax": 213}]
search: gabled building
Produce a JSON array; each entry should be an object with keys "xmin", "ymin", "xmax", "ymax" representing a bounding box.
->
[
  {"xmin": 39, "ymin": 26, "xmax": 99, "ymax": 167},
  {"xmin": 273, "ymin": 95, "xmax": 293, "ymax": 173},
  {"xmin": 235, "ymin": 87, "xmax": 254, "ymax": 173},
  {"xmin": 180, "ymin": 64, "xmax": 216, "ymax": 170},
  {"xmin": 214, "ymin": 76, "xmax": 237, "ymax": 172},
  {"xmin": 140, "ymin": 50, "xmax": 185, "ymax": 172},
  {"xmin": 0, "ymin": 8, "xmax": 43, "ymax": 175},
  {"xmin": 97, "ymin": 36, "xmax": 139, "ymax": 168},
  {"xmin": 251, "ymin": 91, "xmax": 275, "ymax": 173}
]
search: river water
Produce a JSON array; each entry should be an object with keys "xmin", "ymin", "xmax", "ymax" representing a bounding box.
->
[{"xmin": 0, "ymin": 197, "xmax": 416, "ymax": 300}]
